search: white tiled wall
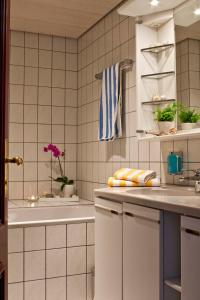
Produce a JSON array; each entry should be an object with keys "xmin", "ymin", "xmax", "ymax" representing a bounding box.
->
[
  {"xmin": 9, "ymin": 16, "xmax": 200, "ymax": 204},
  {"xmin": 8, "ymin": 221, "xmax": 95, "ymax": 300},
  {"xmin": 9, "ymin": 31, "xmax": 78, "ymax": 200},
  {"xmin": 76, "ymin": 11, "xmax": 200, "ymax": 200}
]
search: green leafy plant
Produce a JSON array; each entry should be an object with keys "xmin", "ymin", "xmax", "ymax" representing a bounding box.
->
[
  {"xmin": 53, "ymin": 176, "xmax": 74, "ymax": 191},
  {"xmin": 178, "ymin": 104, "xmax": 200, "ymax": 123},
  {"xmin": 154, "ymin": 102, "xmax": 177, "ymax": 122}
]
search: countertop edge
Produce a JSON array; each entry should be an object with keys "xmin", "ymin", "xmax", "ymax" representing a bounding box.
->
[{"xmin": 94, "ymin": 188, "xmax": 200, "ymax": 218}]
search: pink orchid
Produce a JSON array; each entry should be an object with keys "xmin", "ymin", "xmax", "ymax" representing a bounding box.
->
[
  {"xmin": 43, "ymin": 144, "xmax": 62, "ymax": 158},
  {"xmin": 43, "ymin": 144, "xmax": 73, "ymax": 191},
  {"xmin": 43, "ymin": 144, "xmax": 64, "ymax": 176}
]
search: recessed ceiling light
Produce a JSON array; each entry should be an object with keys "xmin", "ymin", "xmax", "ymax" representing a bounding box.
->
[
  {"xmin": 194, "ymin": 7, "xmax": 200, "ymax": 15},
  {"xmin": 150, "ymin": 0, "xmax": 160, "ymax": 7}
]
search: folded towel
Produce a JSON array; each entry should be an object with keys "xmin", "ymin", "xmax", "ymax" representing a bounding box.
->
[
  {"xmin": 99, "ymin": 63, "xmax": 122, "ymax": 141},
  {"xmin": 108, "ymin": 177, "xmax": 160, "ymax": 187},
  {"xmin": 113, "ymin": 168, "xmax": 156, "ymax": 184}
]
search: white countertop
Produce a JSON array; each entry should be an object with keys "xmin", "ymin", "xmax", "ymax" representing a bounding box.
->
[{"xmin": 94, "ymin": 185, "xmax": 200, "ymax": 218}]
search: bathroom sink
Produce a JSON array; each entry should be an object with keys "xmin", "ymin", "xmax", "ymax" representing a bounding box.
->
[{"xmin": 126, "ymin": 186, "xmax": 198, "ymax": 197}]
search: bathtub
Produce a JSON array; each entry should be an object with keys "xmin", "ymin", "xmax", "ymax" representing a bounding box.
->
[
  {"xmin": 8, "ymin": 201, "xmax": 95, "ymax": 300},
  {"xmin": 8, "ymin": 203, "xmax": 95, "ymax": 227}
]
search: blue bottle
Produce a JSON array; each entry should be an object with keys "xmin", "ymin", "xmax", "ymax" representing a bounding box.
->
[{"xmin": 167, "ymin": 152, "xmax": 183, "ymax": 175}]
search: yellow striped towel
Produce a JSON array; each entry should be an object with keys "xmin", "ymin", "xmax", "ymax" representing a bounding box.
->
[
  {"xmin": 113, "ymin": 168, "xmax": 156, "ymax": 184},
  {"xmin": 108, "ymin": 177, "xmax": 160, "ymax": 187}
]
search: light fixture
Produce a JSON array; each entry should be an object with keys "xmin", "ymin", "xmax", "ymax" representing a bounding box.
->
[
  {"xmin": 150, "ymin": 0, "xmax": 160, "ymax": 7},
  {"xmin": 194, "ymin": 7, "xmax": 200, "ymax": 15}
]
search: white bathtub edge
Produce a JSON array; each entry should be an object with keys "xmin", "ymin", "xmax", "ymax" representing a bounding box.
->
[{"xmin": 8, "ymin": 216, "xmax": 95, "ymax": 228}]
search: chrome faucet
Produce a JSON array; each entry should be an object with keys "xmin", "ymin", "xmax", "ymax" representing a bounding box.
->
[{"xmin": 179, "ymin": 169, "xmax": 200, "ymax": 193}]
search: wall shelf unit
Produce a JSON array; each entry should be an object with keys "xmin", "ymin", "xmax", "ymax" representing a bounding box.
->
[
  {"xmin": 141, "ymin": 43, "xmax": 174, "ymax": 54},
  {"xmin": 165, "ymin": 278, "xmax": 182, "ymax": 293},
  {"xmin": 136, "ymin": 11, "xmax": 177, "ymax": 140}
]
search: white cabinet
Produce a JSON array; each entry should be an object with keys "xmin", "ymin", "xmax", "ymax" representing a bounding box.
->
[
  {"xmin": 181, "ymin": 216, "xmax": 200, "ymax": 300},
  {"xmin": 95, "ymin": 198, "xmax": 123, "ymax": 300},
  {"xmin": 123, "ymin": 203, "xmax": 161, "ymax": 300}
]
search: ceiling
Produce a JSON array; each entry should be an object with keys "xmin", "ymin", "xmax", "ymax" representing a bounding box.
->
[
  {"xmin": 118, "ymin": 0, "xmax": 187, "ymax": 17},
  {"xmin": 174, "ymin": 0, "xmax": 200, "ymax": 27},
  {"xmin": 10, "ymin": 0, "xmax": 123, "ymax": 38}
]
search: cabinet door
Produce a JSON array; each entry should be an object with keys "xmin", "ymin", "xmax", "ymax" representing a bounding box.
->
[
  {"xmin": 95, "ymin": 198, "xmax": 123, "ymax": 300},
  {"xmin": 181, "ymin": 216, "xmax": 200, "ymax": 300},
  {"xmin": 123, "ymin": 203, "xmax": 161, "ymax": 300}
]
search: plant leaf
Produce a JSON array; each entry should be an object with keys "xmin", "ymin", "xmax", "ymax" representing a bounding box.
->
[{"xmin": 61, "ymin": 183, "xmax": 66, "ymax": 191}]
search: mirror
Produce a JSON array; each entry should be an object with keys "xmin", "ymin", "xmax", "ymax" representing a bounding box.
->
[{"xmin": 175, "ymin": 1, "xmax": 200, "ymax": 129}]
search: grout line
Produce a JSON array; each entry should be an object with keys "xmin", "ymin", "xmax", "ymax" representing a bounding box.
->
[
  {"xmin": 50, "ymin": 34, "xmax": 53, "ymax": 194},
  {"xmin": 45, "ymin": 226, "xmax": 47, "ymax": 300}
]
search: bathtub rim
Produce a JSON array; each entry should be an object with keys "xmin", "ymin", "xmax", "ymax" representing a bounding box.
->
[
  {"xmin": 8, "ymin": 203, "xmax": 95, "ymax": 228},
  {"xmin": 8, "ymin": 216, "xmax": 95, "ymax": 228}
]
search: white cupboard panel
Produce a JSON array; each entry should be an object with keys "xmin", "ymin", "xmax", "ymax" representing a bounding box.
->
[
  {"xmin": 95, "ymin": 198, "xmax": 122, "ymax": 300},
  {"xmin": 123, "ymin": 203, "xmax": 161, "ymax": 300},
  {"xmin": 181, "ymin": 216, "xmax": 200, "ymax": 300}
]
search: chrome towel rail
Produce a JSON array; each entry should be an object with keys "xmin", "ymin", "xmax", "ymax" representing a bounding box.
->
[{"xmin": 95, "ymin": 58, "xmax": 134, "ymax": 80}]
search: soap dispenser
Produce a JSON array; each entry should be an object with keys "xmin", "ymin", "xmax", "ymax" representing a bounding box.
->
[{"xmin": 167, "ymin": 152, "xmax": 183, "ymax": 175}]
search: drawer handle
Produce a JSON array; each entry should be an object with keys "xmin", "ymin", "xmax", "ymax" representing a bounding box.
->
[
  {"xmin": 95, "ymin": 204, "xmax": 122, "ymax": 215},
  {"xmin": 124, "ymin": 212, "xmax": 160, "ymax": 224},
  {"xmin": 124, "ymin": 212, "xmax": 134, "ymax": 217},
  {"xmin": 110, "ymin": 210, "xmax": 120, "ymax": 215},
  {"xmin": 184, "ymin": 228, "xmax": 200, "ymax": 237}
]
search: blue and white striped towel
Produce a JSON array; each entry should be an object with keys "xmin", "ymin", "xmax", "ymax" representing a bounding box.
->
[{"xmin": 99, "ymin": 63, "xmax": 122, "ymax": 141}]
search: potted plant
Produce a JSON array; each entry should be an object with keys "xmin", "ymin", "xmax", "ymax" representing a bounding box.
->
[
  {"xmin": 43, "ymin": 144, "xmax": 75, "ymax": 197},
  {"xmin": 154, "ymin": 102, "xmax": 177, "ymax": 134},
  {"xmin": 178, "ymin": 104, "xmax": 200, "ymax": 130}
]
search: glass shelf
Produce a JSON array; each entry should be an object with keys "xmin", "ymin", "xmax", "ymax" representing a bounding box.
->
[
  {"xmin": 141, "ymin": 71, "xmax": 175, "ymax": 79},
  {"xmin": 141, "ymin": 43, "xmax": 174, "ymax": 54},
  {"xmin": 138, "ymin": 128, "xmax": 200, "ymax": 141},
  {"xmin": 141, "ymin": 99, "xmax": 176, "ymax": 105}
]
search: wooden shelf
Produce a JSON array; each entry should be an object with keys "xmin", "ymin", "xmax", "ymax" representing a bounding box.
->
[
  {"xmin": 141, "ymin": 43, "xmax": 174, "ymax": 53},
  {"xmin": 141, "ymin": 99, "xmax": 176, "ymax": 105},
  {"xmin": 165, "ymin": 278, "xmax": 182, "ymax": 293},
  {"xmin": 141, "ymin": 71, "xmax": 175, "ymax": 79},
  {"xmin": 138, "ymin": 128, "xmax": 200, "ymax": 141}
]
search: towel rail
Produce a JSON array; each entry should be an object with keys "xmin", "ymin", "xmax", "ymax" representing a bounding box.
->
[{"xmin": 95, "ymin": 58, "xmax": 134, "ymax": 80}]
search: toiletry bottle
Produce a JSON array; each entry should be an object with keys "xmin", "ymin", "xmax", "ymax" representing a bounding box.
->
[{"xmin": 167, "ymin": 152, "xmax": 183, "ymax": 175}]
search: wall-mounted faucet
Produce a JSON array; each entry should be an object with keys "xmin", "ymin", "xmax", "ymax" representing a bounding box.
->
[{"xmin": 179, "ymin": 169, "xmax": 200, "ymax": 193}]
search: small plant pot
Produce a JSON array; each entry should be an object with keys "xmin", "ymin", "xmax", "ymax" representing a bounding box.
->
[
  {"xmin": 63, "ymin": 184, "xmax": 75, "ymax": 198},
  {"xmin": 181, "ymin": 123, "xmax": 197, "ymax": 130},
  {"xmin": 158, "ymin": 121, "xmax": 175, "ymax": 134}
]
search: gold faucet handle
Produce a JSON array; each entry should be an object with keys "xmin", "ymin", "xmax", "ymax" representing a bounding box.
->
[{"xmin": 5, "ymin": 156, "xmax": 23, "ymax": 166}]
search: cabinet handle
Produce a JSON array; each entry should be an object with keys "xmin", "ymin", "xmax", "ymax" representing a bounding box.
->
[
  {"xmin": 124, "ymin": 212, "xmax": 134, "ymax": 217},
  {"xmin": 124, "ymin": 211, "xmax": 159, "ymax": 224},
  {"xmin": 183, "ymin": 228, "xmax": 200, "ymax": 237},
  {"xmin": 110, "ymin": 210, "xmax": 120, "ymax": 215},
  {"xmin": 95, "ymin": 204, "xmax": 122, "ymax": 215}
]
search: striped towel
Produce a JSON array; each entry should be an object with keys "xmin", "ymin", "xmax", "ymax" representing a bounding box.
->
[
  {"xmin": 113, "ymin": 168, "xmax": 156, "ymax": 184},
  {"xmin": 99, "ymin": 63, "xmax": 122, "ymax": 141},
  {"xmin": 108, "ymin": 177, "xmax": 160, "ymax": 187}
]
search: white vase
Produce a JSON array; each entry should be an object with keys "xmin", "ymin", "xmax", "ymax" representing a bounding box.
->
[
  {"xmin": 63, "ymin": 184, "xmax": 75, "ymax": 198},
  {"xmin": 158, "ymin": 121, "xmax": 175, "ymax": 134},
  {"xmin": 181, "ymin": 123, "xmax": 197, "ymax": 130}
]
